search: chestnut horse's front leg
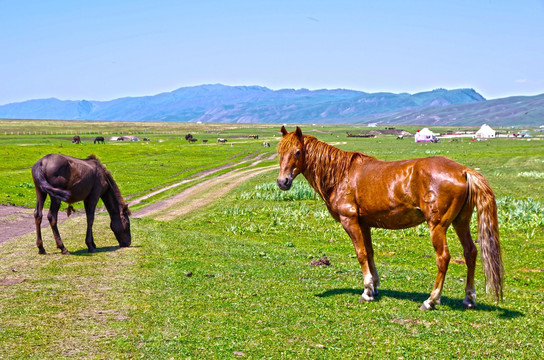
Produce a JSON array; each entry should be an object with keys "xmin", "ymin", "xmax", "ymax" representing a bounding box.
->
[{"xmin": 340, "ymin": 214, "xmax": 377, "ymax": 301}]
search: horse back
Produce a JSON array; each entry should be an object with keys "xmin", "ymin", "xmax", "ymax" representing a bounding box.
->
[
  {"xmin": 36, "ymin": 154, "xmax": 105, "ymax": 203},
  {"xmin": 339, "ymin": 156, "xmax": 469, "ymax": 228}
]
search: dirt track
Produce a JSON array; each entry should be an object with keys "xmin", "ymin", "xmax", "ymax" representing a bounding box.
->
[{"xmin": 0, "ymin": 153, "xmax": 277, "ymax": 244}]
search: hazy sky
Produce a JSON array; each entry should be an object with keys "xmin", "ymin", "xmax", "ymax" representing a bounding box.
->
[{"xmin": 1, "ymin": 0, "xmax": 543, "ymax": 105}]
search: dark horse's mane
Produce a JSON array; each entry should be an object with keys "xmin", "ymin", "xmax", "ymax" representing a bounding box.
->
[
  {"xmin": 85, "ymin": 154, "xmax": 131, "ymax": 216},
  {"xmin": 278, "ymin": 134, "xmax": 375, "ymax": 199}
]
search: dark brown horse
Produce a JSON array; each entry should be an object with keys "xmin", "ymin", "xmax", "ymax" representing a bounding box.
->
[
  {"xmin": 277, "ymin": 126, "xmax": 503, "ymax": 310},
  {"xmin": 94, "ymin": 136, "xmax": 105, "ymax": 144},
  {"xmin": 32, "ymin": 154, "xmax": 131, "ymax": 254}
]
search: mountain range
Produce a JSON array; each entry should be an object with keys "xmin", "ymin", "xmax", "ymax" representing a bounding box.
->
[{"xmin": 0, "ymin": 84, "xmax": 542, "ymax": 126}]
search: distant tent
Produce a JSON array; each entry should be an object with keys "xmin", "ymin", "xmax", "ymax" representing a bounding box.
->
[
  {"xmin": 414, "ymin": 128, "xmax": 437, "ymax": 143},
  {"xmin": 476, "ymin": 124, "xmax": 496, "ymax": 139}
]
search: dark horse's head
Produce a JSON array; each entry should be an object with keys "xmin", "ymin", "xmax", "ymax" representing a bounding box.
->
[
  {"xmin": 110, "ymin": 203, "xmax": 131, "ymax": 247},
  {"xmin": 277, "ymin": 126, "xmax": 305, "ymax": 191},
  {"xmin": 103, "ymin": 170, "xmax": 132, "ymax": 247}
]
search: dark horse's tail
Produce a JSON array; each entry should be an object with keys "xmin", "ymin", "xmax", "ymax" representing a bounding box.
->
[
  {"xmin": 32, "ymin": 162, "xmax": 71, "ymax": 202},
  {"xmin": 466, "ymin": 169, "xmax": 504, "ymax": 300}
]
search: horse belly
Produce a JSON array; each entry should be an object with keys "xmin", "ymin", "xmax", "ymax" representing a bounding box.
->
[{"xmin": 360, "ymin": 207, "xmax": 425, "ymax": 229}]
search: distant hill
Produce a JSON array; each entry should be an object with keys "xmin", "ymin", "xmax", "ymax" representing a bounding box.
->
[
  {"xmin": 365, "ymin": 93, "xmax": 544, "ymax": 127},
  {"xmin": 0, "ymin": 84, "xmax": 492, "ymax": 124}
]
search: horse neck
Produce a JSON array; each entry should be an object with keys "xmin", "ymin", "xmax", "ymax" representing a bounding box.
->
[
  {"xmin": 101, "ymin": 175, "xmax": 124, "ymax": 219},
  {"xmin": 302, "ymin": 136, "xmax": 358, "ymax": 200}
]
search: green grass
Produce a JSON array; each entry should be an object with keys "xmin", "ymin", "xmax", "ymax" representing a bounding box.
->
[{"xmin": 1, "ymin": 121, "xmax": 543, "ymax": 359}]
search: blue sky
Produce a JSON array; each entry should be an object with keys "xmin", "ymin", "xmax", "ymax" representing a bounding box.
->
[{"xmin": 1, "ymin": 0, "xmax": 543, "ymax": 105}]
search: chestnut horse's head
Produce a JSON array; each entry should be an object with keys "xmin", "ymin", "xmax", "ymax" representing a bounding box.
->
[{"xmin": 277, "ymin": 126, "xmax": 305, "ymax": 190}]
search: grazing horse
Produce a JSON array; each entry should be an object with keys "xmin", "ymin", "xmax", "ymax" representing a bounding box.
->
[
  {"xmin": 217, "ymin": 138, "xmax": 228, "ymax": 144},
  {"xmin": 72, "ymin": 135, "xmax": 81, "ymax": 144},
  {"xmin": 185, "ymin": 134, "xmax": 193, "ymax": 141},
  {"xmin": 277, "ymin": 126, "xmax": 503, "ymax": 310},
  {"xmin": 248, "ymin": 134, "xmax": 259, "ymax": 139},
  {"xmin": 188, "ymin": 138, "xmax": 198, "ymax": 143},
  {"xmin": 32, "ymin": 154, "xmax": 131, "ymax": 254},
  {"xmin": 94, "ymin": 136, "xmax": 105, "ymax": 144},
  {"xmin": 263, "ymin": 141, "xmax": 271, "ymax": 147}
]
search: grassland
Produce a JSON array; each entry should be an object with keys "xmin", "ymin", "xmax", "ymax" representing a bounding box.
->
[{"xmin": 0, "ymin": 120, "xmax": 543, "ymax": 359}]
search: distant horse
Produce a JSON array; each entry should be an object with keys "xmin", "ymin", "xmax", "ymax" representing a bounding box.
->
[
  {"xmin": 217, "ymin": 138, "xmax": 228, "ymax": 144},
  {"xmin": 277, "ymin": 126, "xmax": 503, "ymax": 310},
  {"xmin": 94, "ymin": 136, "xmax": 105, "ymax": 144},
  {"xmin": 202, "ymin": 139, "xmax": 208, "ymax": 143},
  {"xmin": 72, "ymin": 135, "xmax": 81, "ymax": 144},
  {"xmin": 396, "ymin": 135, "xmax": 404, "ymax": 140},
  {"xmin": 262, "ymin": 141, "xmax": 270, "ymax": 147},
  {"xmin": 143, "ymin": 137, "xmax": 150, "ymax": 141},
  {"xmin": 248, "ymin": 134, "xmax": 259, "ymax": 139},
  {"xmin": 117, "ymin": 137, "xmax": 124, "ymax": 141},
  {"xmin": 189, "ymin": 138, "xmax": 198, "ymax": 143},
  {"xmin": 32, "ymin": 154, "xmax": 131, "ymax": 254},
  {"xmin": 185, "ymin": 134, "xmax": 193, "ymax": 141}
]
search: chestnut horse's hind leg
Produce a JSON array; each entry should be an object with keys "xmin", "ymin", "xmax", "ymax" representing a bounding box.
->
[
  {"xmin": 47, "ymin": 198, "xmax": 70, "ymax": 255},
  {"xmin": 361, "ymin": 223, "xmax": 380, "ymax": 295},
  {"xmin": 421, "ymin": 224, "xmax": 451, "ymax": 310},
  {"xmin": 453, "ymin": 208, "xmax": 478, "ymax": 309},
  {"xmin": 340, "ymin": 215, "xmax": 377, "ymax": 301},
  {"xmin": 34, "ymin": 189, "xmax": 47, "ymax": 255}
]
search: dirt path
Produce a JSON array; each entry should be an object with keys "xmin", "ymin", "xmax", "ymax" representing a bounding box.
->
[
  {"xmin": 0, "ymin": 205, "xmax": 83, "ymax": 246},
  {"xmin": 132, "ymin": 154, "xmax": 278, "ymax": 220},
  {"xmin": 0, "ymin": 153, "xmax": 278, "ymax": 244}
]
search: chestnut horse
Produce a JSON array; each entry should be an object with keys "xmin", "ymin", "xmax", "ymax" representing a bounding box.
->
[
  {"xmin": 32, "ymin": 154, "xmax": 131, "ymax": 254},
  {"xmin": 277, "ymin": 126, "xmax": 503, "ymax": 310}
]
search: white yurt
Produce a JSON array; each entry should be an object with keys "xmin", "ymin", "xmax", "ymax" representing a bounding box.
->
[
  {"xmin": 414, "ymin": 128, "xmax": 436, "ymax": 142},
  {"xmin": 476, "ymin": 124, "xmax": 496, "ymax": 139}
]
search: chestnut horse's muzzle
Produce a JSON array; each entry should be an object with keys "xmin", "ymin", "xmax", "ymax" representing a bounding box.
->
[{"xmin": 277, "ymin": 177, "xmax": 293, "ymax": 190}]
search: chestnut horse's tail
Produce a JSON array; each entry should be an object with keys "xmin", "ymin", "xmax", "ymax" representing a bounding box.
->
[
  {"xmin": 466, "ymin": 169, "xmax": 504, "ymax": 300},
  {"xmin": 32, "ymin": 163, "xmax": 71, "ymax": 202}
]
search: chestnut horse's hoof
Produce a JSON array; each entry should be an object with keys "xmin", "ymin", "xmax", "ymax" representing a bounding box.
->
[
  {"xmin": 359, "ymin": 293, "xmax": 375, "ymax": 302},
  {"xmin": 419, "ymin": 300, "xmax": 436, "ymax": 311},
  {"xmin": 462, "ymin": 299, "xmax": 477, "ymax": 309}
]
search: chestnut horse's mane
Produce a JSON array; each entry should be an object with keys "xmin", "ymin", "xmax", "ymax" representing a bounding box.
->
[{"xmin": 279, "ymin": 134, "xmax": 375, "ymax": 199}]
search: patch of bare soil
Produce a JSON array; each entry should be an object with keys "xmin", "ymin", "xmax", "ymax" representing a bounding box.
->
[{"xmin": 0, "ymin": 205, "xmax": 83, "ymax": 246}]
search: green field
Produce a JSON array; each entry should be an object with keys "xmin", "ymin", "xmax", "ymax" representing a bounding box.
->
[{"xmin": 1, "ymin": 120, "xmax": 543, "ymax": 359}]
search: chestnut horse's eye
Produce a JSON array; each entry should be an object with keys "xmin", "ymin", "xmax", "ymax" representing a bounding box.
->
[{"xmin": 295, "ymin": 149, "xmax": 301, "ymax": 158}]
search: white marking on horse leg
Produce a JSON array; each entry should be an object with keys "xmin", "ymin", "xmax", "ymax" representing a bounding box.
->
[
  {"xmin": 463, "ymin": 289, "xmax": 477, "ymax": 309},
  {"xmin": 360, "ymin": 273, "xmax": 375, "ymax": 301},
  {"xmin": 420, "ymin": 299, "xmax": 436, "ymax": 311}
]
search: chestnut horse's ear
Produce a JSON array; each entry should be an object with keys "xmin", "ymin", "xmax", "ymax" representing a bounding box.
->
[
  {"xmin": 295, "ymin": 126, "xmax": 303, "ymax": 139},
  {"xmin": 281, "ymin": 125, "xmax": 288, "ymax": 136}
]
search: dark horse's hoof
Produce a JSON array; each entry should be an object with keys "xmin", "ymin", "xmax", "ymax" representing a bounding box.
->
[{"xmin": 61, "ymin": 248, "xmax": 70, "ymax": 255}]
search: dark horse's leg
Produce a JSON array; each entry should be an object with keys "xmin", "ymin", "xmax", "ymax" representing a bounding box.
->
[
  {"xmin": 47, "ymin": 198, "xmax": 70, "ymax": 254},
  {"xmin": 34, "ymin": 188, "xmax": 47, "ymax": 254},
  {"xmin": 340, "ymin": 215, "xmax": 376, "ymax": 301},
  {"xmin": 453, "ymin": 205, "xmax": 478, "ymax": 309},
  {"xmin": 83, "ymin": 198, "xmax": 98, "ymax": 252}
]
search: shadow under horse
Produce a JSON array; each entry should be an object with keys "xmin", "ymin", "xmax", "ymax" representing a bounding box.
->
[
  {"xmin": 277, "ymin": 126, "xmax": 503, "ymax": 310},
  {"xmin": 32, "ymin": 153, "xmax": 131, "ymax": 254}
]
